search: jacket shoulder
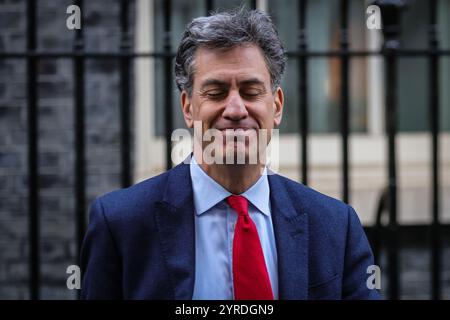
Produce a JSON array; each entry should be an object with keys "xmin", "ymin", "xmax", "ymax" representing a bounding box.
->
[
  {"xmin": 269, "ymin": 173, "xmax": 362, "ymax": 245},
  {"xmin": 270, "ymin": 173, "xmax": 351, "ymax": 218},
  {"xmin": 92, "ymin": 169, "xmax": 172, "ymax": 223}
]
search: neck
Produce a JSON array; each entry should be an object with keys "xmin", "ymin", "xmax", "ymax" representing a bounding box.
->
[{"xmin": 194, "ymin": 154, "xmax": 264, "ymax": 195}]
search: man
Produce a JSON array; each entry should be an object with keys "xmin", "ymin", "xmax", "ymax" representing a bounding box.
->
[{"xmin": 81, "ymin": 9, "xmax": 380, "ymax": 300}]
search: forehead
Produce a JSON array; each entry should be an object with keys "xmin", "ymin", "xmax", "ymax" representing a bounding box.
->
[{"xmin": 193, "ymin": 44, "xmax": 270, "ymax": 85}]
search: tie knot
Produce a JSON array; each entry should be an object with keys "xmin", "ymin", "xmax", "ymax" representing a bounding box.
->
[{"xmin": 226, "ymin": 195, "xmax": 248, "ymax": 216}]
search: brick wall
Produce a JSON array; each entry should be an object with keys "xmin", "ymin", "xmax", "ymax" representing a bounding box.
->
[{"xmin": 0, "ymin": 0, "xmax": 134, "ymax": 299}]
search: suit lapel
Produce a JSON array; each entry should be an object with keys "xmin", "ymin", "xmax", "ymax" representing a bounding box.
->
[
  {"xmin": 154, "ymin": 161, "xmax": 196, "ymax": 299},
  {"xmin": 269, "ymin": 174, "xmax": 309, "ymax": 300}
]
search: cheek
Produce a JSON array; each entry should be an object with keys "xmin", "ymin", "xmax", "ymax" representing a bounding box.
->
[
  {"xmin": 193, "ymin": 103, "xmax": 220, "ymax": 128},
  {"xmin": 251, "ymin": 103, "xmax": 275, "ymax": 127},
  {"xmin": 191, "ymin": 99, "xmax": 209, "ymax": 119}
]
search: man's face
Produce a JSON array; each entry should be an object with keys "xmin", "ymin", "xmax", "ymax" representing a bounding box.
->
[{"xmin": 181, "ymin": 44, "xmax": 284, "ymax": 164}]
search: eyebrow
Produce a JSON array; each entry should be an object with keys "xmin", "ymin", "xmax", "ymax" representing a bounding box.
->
[
  {"xmin": 200, "ymin": 79, "xmax": 228, "ymax": 89},
  {"xmin": 200, "ymin": 77, "xmax": 265, "ymax": 89},
  {"xmin": 239, "ymin": 78, "xmax": 265, "ymax": 87}
]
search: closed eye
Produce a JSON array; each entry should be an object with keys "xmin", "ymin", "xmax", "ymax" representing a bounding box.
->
[
  {"xmin": 204, "ymin": 90, "xmax": 227, "ymax": 100},
  {"xmin": 241, "ymin": 89, "xmax": 263, "ymax": 98}
]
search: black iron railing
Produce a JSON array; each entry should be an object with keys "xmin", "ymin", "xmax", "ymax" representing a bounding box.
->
[{"xmin": 0, "ymin": 0, "xmax": 447, "ymax": 300}]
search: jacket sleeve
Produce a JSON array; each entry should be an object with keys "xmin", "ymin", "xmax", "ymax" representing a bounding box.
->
[
  {"xmin": 80, "ymin": 197, "xmax": 122, "ymax": 299},
  {"xmin": 342, "ymin": 206, "xmax": 382, "ymax": 300}
]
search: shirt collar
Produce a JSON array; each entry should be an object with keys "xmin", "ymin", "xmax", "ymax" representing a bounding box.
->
[
  {"xmin": 241, "ymin": 167, "xmax": 271, "ymax": 217},
  {"xmin": 189, "ymin": 156, "xmax": 271, "ymax": 216}
]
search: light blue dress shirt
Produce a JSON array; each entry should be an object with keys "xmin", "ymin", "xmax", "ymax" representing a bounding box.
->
[{"xmin": 190, "ymin": 157, "xmax": 279, "ymax": 300}]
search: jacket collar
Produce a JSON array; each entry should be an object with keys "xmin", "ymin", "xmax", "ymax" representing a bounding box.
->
[
  {"xmin": 268, "ymin": 173, "xmax": 309, "ymax": 299},
  {"xmin": 190, "ymin": 156, "xmax": 271, "ymax": 217},
  {"xmin": 155, "ymin": 160, "xmax": 196, "ymax": 299}
]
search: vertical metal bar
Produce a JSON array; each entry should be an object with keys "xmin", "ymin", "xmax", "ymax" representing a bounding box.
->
[
  {"xmin": 383, "ymin": 8, "xmax": 400, "ymax": 302},
  {"xmin": 120, "ymin": 0, "xmax": 132, "ymax": 187},
  {"xmin": 428, "ymin": 0, "xmax": 441, "ymax": 300},
  {"xmin": 73, "ymin": 0, "xmax": 86, "ymax": 268},
  {"xmin": 163, "ymin": 0, "xmax": 173, "ymax": 170},
  {"xmin": 373, "ymin": 187, "xmax": 388, "ymax": 265},
  {"xmin": 26, "ymin": 0, "xmax": 39, "ymax": 300},
  {"xmin": 298, "ymin": 0, "xmax": 308, "ymax": 185},
  {"xmin": 206, "ymin": 0, "xmax": 213, "ymax": 15},
  {"xmin": 251, "ymin": 0, "xmax": 257, "ymax": 10},
  {"xmin": 385, "ymin": 37, "xmax": 399, "ymax": 301},
  {"xmin": 376, "ymin": 0, "xmax": 406, "ymax": 300},
  {"xmin": 339, "ymin": 0, "xmax": 350, "ymax": 204}
]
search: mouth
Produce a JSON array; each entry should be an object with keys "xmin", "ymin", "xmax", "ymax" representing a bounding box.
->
[
  {"xmin": 215, "ymin": 127, "xmax": 257, "ymax": 148},
  {"xmin": 215, "ymin": 127, "xmax": 253, "ymax": 132}
]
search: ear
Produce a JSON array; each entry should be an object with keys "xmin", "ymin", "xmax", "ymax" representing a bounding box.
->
[
  {"xmin": 273, "ymin": 87, "xmax": 284, "ymax": 127},
  {"xmin": 181, "ymin": 90, "xmax": 194, "ymax": 128}
]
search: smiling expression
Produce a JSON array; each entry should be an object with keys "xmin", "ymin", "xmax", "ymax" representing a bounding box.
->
[{"xmin": 181, "ymin": 44, "xmax": 284, "ymax": 163}]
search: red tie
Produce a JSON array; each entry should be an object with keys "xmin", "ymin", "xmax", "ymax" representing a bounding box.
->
[{"xmin": 227, "ymin": 195, "xmax": 274, "ymax": 300}]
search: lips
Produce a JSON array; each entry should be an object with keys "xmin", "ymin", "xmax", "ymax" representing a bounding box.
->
[{"xmin": 215, "ymin": 127, "xmax": 253, "ymax": 131}]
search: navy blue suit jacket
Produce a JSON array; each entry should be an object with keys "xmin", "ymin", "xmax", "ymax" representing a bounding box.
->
[{"xmin": 80, "ymin": 160, "xmax": 380, "ymax": 299}]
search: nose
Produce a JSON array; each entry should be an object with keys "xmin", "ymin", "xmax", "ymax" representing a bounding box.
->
[{"xmin": 222, "ymin": 91, "xmax": 248, "ymax": 121}]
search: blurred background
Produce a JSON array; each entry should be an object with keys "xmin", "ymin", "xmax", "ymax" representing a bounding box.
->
[{"xmin": 0, "ymin": 0, "xmax": 449, "ymax": 299}]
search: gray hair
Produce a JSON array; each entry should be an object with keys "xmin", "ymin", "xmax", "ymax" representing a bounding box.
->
[{"xmin": 174, "ymin": 8, "xmax": 286, "ymax": 96}]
